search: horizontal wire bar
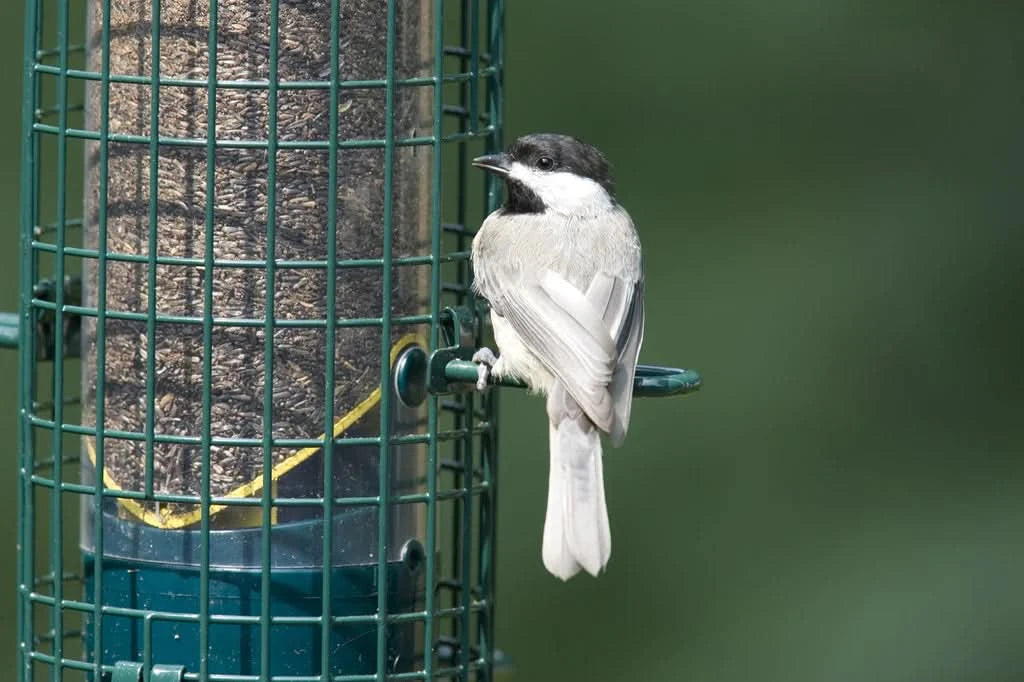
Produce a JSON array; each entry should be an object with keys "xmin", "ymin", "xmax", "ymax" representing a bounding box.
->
[
  {"xmin": 386, "ymin": 603, "xmax": 487, "ymax": 623},
  {"xmin": 24, "ymin": 651, "xmax": 485, "ymax": 682},
  {"xmin": 26, "ymin": 385, "xmax": 480, "ymax": 418},
  {"xmin": 30, "ymin": 299, "xmax": 432, "ymax": 328},
  {"xmin": 24, "ymin": 655, "xmax": 491, "ymax": 682},
  {"xmin": 26, "ymin": 591, "xmax": 487, "ymax": 625},
  {"xmin": 32, "ymin": 42, "xmax": 492, "ymax": 66},
  {"xmin": 35, "ymin": 104, "xmax": 85, "ymax": 119},
  {"xmin": 32, "ymin": 571, "xmax": 80, "ymax": 587},
  {"xmin": 35, "ymin": 628, "xmax": 84, "ymax": 644},
  {"xmin": 32, "ymin": 397, "xmax": 81, "ymax": 411},
  {"xmin": 28, "ymin": 400, "xmax": 493, "ymax": 430},
  {"xmin": 31, "ymin": 455, "xmax": 79, "ymax": 470},
  {"xmin": 36, "ymin": 104, "xmax": 480, "ymax": 126},
  {"xmin": 24, "ymin": 653, "xmax": 488, "ymax": 682},
  {"xmin": 184, "ymin": 662, "xmax": 490, "ymax": 682},
  {"xmin": 443, "ymin": 45, "xmax": 495, "ymax": 59},
  {"xmin": 323, "ymin": 664, "xmax": 490, "ymax": 682},
  {"xmin": 32, "ymin": 123, "xmax": 495, "ymax": 149},
  {"xmin": 33, "ymin": 217, "xmax": 83, "ymax": 236},
  {"xmin": 31, "ymin": 241, "xmax": 469, "ymax": 268},
  {"xmin": 27, "ymin": 413, "xmax": 491, "ymax": 447},
  {"xmin": 35, "ymin": 44, "xmax": 85, "ymax": 59},
  {"xmin": 25, "ymin": 653, "xmax": 99, "ymax": 675},
  {"xmin": 27, "ymin": 430, "xmax": 488, "ymax": 454},
  {"xmin": 204, "ymin": 662, "xmax": 490, "ymax": 682},
  {"xmin": 29, "ymin": 473, "xmax": 489, "ymax": 506},
  {"xmin": 31, "ymin": 40, "xmax": 492, "ymax": 64},
  {"xmin": 441, "ymin": 283, "xmax": 471, "ymax": 296},
  {"xmin": 33, "ymin": 63, "xmax": 497, "ymax": 89},
  {"xmin": 441, "ymin": 105, "xmax": 492, "ymax": 122}
]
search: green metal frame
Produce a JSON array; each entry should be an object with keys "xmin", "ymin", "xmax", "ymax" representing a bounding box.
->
[{"xmin": 18, "ymin": 0, "xmax": 507, "ymax": 680}]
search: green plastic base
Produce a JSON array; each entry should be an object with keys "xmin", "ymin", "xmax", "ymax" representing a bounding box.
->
[{"xmin": 83, "ymin": 546, "xmax": 422, "ymax": 678}]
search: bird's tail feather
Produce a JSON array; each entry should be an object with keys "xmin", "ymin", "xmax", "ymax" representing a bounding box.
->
[{"xmin": 543, "ymin": 388, "xmax": 611, "ymax": 580}]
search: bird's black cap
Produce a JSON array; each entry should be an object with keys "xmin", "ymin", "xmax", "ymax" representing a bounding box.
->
[
  {"xmin": 472, "ymin": 133, "xmax": 616, "ymax": 214},
  {"xmin": 507, "ymin": 133, "xmax": 615, "ymax": 195}
]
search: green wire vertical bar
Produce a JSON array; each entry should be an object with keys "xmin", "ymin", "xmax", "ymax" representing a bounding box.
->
[
  {"xmin": 450, "ymin": 0, "xmax": 470, "ymax": 657},
  {"xmin": 468, "ymin": 0, "xmax": 480, "ymax": 134},
  {"xmin": 425, "ymin": 0, "xmax": 445, "ymax": 676},
  {"xmin": 200, "ymin": 3, "xmax": 219, "ymax": 680},
  {"xmin": 477, "ymin": 4, "xmax": 503, "ymax": 677},
  {"xmin": 261, "ymin": 1, "xmax": 280, "ymax": 680},
  {"xmin": 93, "ymin": 0, "xmax": 114, "ymax": 677},
  {"xmin": 17, "ymin": 0, "xmax": 40, "ymax": 678},
  {"xmin": 457, "ymin": 348, "xmax": 474, "ymax": 682},
  {"xmin": 486, "ymin": 2, "xmax": 504, "ymax": 202},
  {"xmin": 143, "ymin": 615, "xmax": 155, "ymax": 682},
  {"xmin": 323, "ymin": 0, "xmax": 340, "ymax": 677},
  {"xmin": 50, "ymin": 0, "xmax": 71, "ymax": 676},
  {"xmin": 456, "ymin": 1, "xmax": 469, "ymax": 261},
  {"xmin": 377, "ymin": 0, "xmax": 398, "ymax": 677},
  {"xmin": 144, "ymin": 0, "xmax": 162, "ymax": 498},
  {"xmin": 458, "ymin": 2, "xmax": 483, "ymax": 674}
]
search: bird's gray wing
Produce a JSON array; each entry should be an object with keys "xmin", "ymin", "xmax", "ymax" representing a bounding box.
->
[
  {"xmin": 607, "ymin": 275, "xmax": 644, "ymax": 446},
  {"xmin": 579, "ymin": 270, "xmax": 644, "ymax": 444},
  {"xmin": 491, "ymin": 269, "xmax": 639, "ymax": 433}
]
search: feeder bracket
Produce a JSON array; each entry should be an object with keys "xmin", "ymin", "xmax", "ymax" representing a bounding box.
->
[{"xmin": 426, "ymin": 306, "xmax": 702, "ymax": 398}]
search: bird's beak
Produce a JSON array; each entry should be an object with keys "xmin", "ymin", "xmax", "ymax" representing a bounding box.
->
[{"xmin": 472, "ymin": 153, "xmax": 512, "ymax": 176}]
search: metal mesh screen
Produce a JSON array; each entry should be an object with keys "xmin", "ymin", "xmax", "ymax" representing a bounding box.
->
[{"xmin": 17, "ymin": 0, "xmax": 504, "ymax": 679}]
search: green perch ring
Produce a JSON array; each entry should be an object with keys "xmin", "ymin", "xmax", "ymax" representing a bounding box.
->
[
  {"xmin": 399, "ymin": 306, "xmax": 703, "ymax": 405},
  {"xmin": 439, "ymin": 359, "xmax": 702, "ymax": 398},
  {"xmin": 400, "ymin": 342, "xmax": 701, "ymax": 407}
]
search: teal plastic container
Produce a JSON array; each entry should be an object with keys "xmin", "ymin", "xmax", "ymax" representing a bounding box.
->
[{"xmin": 83, "ymin": 511, "xmax": 425, "ymax": 678}]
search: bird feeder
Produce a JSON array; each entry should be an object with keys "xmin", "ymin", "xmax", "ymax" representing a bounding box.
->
[{"xmin": 12, "ymin": 0, "xmax": 699, "ymax": 679}]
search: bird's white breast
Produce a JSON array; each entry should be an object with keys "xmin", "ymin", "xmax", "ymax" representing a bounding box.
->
[{"xmin": 489, "ymin": 312, "xmax": 555, "ymax": 394}]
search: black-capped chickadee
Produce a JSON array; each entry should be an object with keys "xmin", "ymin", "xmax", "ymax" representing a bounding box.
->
[{"xmin": 470, "ymin": 134, "xmax": 644, "ymax": 580}]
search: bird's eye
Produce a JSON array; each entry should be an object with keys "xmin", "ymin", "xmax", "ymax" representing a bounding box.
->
[{"xmin": 535, "ymin": 156, "xmax": 555, "ymax": 171}]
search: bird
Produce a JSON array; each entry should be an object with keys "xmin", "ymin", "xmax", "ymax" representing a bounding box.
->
[{"xmin": 469, "ymin": 133, "xmax": 644, "ymax": 580}]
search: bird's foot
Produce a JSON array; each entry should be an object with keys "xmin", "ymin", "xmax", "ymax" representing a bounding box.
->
[{"xmin": 471, "ymin": 347, "xmax": 499, "ymax": 391}]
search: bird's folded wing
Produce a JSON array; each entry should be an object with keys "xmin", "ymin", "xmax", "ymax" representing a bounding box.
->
[
  {"xmin": 576, "ymin": 270, "xmax": 645, "ymax": 444},
  {"xmin": 493, "ymin": 270, "xmax": 622, "ymax": 431},
  {"xmin": 609, "ymin": 276, "xmax": 644, "ymax": 445}
]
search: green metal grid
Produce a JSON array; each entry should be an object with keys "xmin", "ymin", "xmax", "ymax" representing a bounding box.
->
[{"xmin": 17, "ymin": 1, "xmax": 505, "ymax": 680}]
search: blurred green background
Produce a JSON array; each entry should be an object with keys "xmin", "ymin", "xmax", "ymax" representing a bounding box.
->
[{"xmin": 3, "ymin": 1, "xmax": 1024, "ymax": 680}]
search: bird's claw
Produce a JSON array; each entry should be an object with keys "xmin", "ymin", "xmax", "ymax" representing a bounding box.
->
[{"xmin": 472, "ymin": 347, "xmax": 498, "ymax": 391}]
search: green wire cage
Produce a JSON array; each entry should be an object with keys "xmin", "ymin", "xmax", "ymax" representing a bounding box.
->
[{"xmin": 14, "ymin": 0, "xmax": 700, "ymax": 680}]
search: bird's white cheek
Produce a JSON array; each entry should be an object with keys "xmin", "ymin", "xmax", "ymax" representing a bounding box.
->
[{"xmin": 507, "ymin": 163, "xmax": 611, "ymax": 216}]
